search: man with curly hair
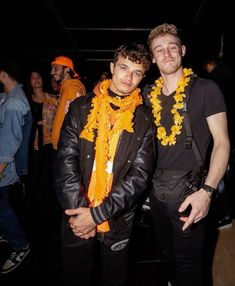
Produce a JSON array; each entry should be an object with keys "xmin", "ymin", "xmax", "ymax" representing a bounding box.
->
[{"xmin": 54, "ymin": 42, "xmax": 155, "ymax": 286}]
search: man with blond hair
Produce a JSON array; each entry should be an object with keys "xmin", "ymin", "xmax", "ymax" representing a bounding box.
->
[{"xmin": 146, "ymin": 23, "xmax": 230, "ymax": 286}]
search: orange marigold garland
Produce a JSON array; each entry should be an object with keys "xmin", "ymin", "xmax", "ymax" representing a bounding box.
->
[
  {"xmin": 150, "ymin": 68, "xmax": 193, "ymax": 146},
  {"xmin": 80, "ymin": 79, "xmax": 142, "ymax": 202}
]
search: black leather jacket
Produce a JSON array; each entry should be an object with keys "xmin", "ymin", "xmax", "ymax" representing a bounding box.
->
[{"xmin": 54, "ymin": 92, "xmax": 156, "ymax": 232}]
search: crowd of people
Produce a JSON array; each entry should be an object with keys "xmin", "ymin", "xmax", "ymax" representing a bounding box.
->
[
  {"xmin": 0, "ymin": 55, "xmax": 86, "ymax": 275},
  {"xmin": 0, "ymin": 23, "xmax": 234, "ymax": 286}
]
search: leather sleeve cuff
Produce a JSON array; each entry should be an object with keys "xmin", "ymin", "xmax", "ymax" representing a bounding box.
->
[{"xmin": 90, "ymin": 205, "xmax": 108, "ymax": 224}]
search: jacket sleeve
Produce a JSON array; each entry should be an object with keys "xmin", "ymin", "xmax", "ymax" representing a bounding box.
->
[
  {"xmin": 0, "ymin": 98, "xmax": 25, "ymax": 163},
  {"xmin": 53, "ymin": 103, "xmax": 90, "ymax": 210},
  {"xmin": 90, "ymin": 114, "xmax": 156, "ymax": 224}
]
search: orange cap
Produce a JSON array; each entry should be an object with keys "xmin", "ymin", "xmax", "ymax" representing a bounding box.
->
[{"xmin": 52, "ymin": 56, "xmax": 78, "ymax": 77}]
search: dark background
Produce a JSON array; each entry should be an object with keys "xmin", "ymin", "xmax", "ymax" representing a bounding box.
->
[
  {"xmin": 0, "ymin": 2, "xmax": 234, "ymax": 285},
  {"xmin": 1, "ymin": 0, "xmax": 233, "ymax": 88}
]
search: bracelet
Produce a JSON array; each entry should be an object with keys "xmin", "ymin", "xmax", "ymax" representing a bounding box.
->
[{"xmin": 201, "ymin": 184, "xmax": 217, "ymax": 199}]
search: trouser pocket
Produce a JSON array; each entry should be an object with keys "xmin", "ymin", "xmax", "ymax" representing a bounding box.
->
[{"xmin": 152, "ymin": 169, "xmax": 203, "ymax": 204}]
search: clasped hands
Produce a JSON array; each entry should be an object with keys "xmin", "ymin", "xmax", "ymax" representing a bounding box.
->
[{"xmin": 65, "ymin": 207, "xmax": 97, "ymax": 239}]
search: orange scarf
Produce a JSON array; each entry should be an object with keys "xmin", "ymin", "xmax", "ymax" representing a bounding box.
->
[
  {"xmin": 80, "ymin": 80, "xmax": 142, "ymax": 231},
  {"xmin": 52, "ymin": 78, "xmax": 86, "ymax": 149}
]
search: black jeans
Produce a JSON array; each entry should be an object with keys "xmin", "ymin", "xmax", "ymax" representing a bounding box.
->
[
  {"xmin": 150, "ymin": 169, "xmax": 206, "ymax": 286},
  {"xmin": 61, "ymin": 215, "xmax": 132, "ymax": 286}
]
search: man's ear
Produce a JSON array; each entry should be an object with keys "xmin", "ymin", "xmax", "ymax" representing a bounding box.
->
[
  {"xmin": 182, "ymin": 45, "xmax": 186, "ymax": 57},
  {"xmin": 110, "ymin": 62, "xmax": 114, "ymax": 74},
  {"xmin": 65, "ymin": 67, "xmax": 70, "ymax": 73}
]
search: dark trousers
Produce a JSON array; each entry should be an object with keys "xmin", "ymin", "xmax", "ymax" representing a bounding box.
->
[
  {"xmin": 61, "ymin": 216, "xmax": 131, "ymax": 286},
  {"xmin": 0, "ymin": 185, "xmax": 28, "ymax": 250},
  {"xmin": 149, "ymin": 169, "xmax": 206, "ymax": 286}
]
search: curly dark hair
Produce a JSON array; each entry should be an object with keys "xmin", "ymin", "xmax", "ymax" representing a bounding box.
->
[{"xmin": 114, "ymin": 42, "xmax": 151, "ymax": 72}]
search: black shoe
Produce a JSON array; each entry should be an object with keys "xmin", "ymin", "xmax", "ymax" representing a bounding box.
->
[
  {"xmin": 215, "ymin": 217, "xmax": 232, "ymax": 230},
  {"xmin": 1, "ymin": 244, "xmax": 30, "ymax": 274},
  {"xmin": 0, "ymin": 235, "xmax": 8, "ymax": 243}
]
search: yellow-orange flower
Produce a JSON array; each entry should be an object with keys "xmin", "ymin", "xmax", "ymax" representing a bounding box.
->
[
  {"xmin": 150, "ymin": 68, "xmax": 193, "ymax": 146},
  {"xmin": 80, "ymin": 79, "xmax": 142, "ymax": 202}
]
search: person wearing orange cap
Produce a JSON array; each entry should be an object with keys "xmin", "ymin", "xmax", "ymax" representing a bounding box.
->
[{"xmin": 51, "ymin": 56, "xmax": 86, "ymax": 149}]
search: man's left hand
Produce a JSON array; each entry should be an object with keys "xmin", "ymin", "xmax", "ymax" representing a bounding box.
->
[
  {"xmin": 65, "ymin": 207, "xmax": 97, "ymax": 234},
  {"xmin": 178, "ymin": 189, "xmax": 211, "ymax": 230}
]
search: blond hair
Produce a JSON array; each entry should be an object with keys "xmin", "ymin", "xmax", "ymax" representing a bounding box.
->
[{"xmin": 148, "ymin": 23, "xmax": 182, "ymax": 52}]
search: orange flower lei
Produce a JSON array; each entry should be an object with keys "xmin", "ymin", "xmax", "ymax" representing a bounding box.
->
[
  {"xmin": 150, "ymin": 68, "xmax": 193, "ymax": 146},
  {"xmin": 80, "ymin": 79, "xmax": 142, "ymax": 201}
]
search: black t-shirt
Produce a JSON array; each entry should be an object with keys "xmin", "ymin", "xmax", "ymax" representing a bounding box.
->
[{"xmin": 157, "ymin": 77, "xmax": 226, "ymax": 171}]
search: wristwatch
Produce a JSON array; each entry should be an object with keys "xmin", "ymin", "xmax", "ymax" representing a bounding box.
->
[{"xmin": 201, "ymin": 184, "xmax": 217, "ymax": 199}]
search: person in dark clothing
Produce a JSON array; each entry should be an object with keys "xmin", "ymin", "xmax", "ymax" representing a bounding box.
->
[
  {"xmin": 146, "ymin": 23, "xmax": 230, "ymax": 286},
  {"xmin": 204, "ymin": 57, "xmax": 235, "ymax": 229},
  {"xmin": 26, "ymin": 70, "xmax": 58, "ymax": 206},
  {"xmin": 54, "ymin": 42, "xmax": 155, "ymax": 286},
  {"xmin": 204, "ymin": 57, "xmax": 234, "ymax": 147}
]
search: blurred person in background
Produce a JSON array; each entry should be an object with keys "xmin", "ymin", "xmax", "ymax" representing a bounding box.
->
[
  {"xmin": 0, "ymin": 59, "xmax": 32, "ymax": 274},
  {"xmin": 51, "ymin": 56, "xmax": 86, "ymax": 150},
  {"xmin": 204, "ymin": 56, "xmax": 234, "ymax": 229},
  {"xmin": 26, "ymin": 69, "xmax": 58, "ymax": 208}
]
